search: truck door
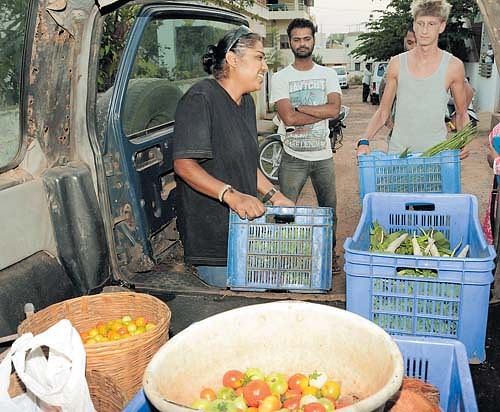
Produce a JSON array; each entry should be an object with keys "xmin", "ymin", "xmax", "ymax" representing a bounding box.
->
[{"xmin": 95, "ymin": 4, "xmax": 247, "ymax": 274}]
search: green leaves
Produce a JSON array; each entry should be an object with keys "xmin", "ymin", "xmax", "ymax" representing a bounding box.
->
[
  {"xmin": 399, "ymin": 147, "xmax": 411, "ymax": 158},
  {"xmin": 369, "ymin": 223, "xmax": 451, "ymax": 256}
]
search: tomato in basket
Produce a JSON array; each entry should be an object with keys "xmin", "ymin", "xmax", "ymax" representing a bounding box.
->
[
  {"xmin": 223, "ymin": 370, "xmax": 244, "ymax": 389},
  {"xmin": 242, "ymin": 380, "xmax": 271, "ymax": 407}
]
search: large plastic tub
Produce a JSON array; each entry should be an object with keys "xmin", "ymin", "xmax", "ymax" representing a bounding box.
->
[
  {"xmin": 227, "ymin": 207, "xmax": 333, "ymax": 292},
  {"xmin": 125, "ymin": 336, "xmax": 478, "ymax": 412},
  {"xmin": 143, "ymin": 301, "xmax": 403, "ymax": 412},
  {"xmin": 357, "ymin": 150, "xmax": 461, "ymax": 202},
  {"xmin": 394, "ymin": 336, "xmax": 478, "ymax": 412},
  {"xmin": 344, "ymin": 193, "xmax": 495, "ymax": 363}
]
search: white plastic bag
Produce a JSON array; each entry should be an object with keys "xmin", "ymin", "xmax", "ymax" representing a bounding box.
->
[
  {"xmin": 0, "ymin": 347, "xmax": 41, "ymax": 412},
  {"xmin": 1, "ymin": 319, "xmax": 94, "ymax": 412}
]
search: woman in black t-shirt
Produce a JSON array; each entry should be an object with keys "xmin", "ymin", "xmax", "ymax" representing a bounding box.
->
[{"xmin": 173, "ymin": 26, "xmax": 294, "ymax": 285}]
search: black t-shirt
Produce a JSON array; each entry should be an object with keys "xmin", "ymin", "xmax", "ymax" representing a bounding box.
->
[{"xmin": 173, "ymin": 78, "xmax": 258, "ymax": 266}]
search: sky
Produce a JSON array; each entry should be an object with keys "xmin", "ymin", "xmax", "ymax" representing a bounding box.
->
[{"xmin": 311, "ymin": 0, "xmax": 391, "ymax": 34}]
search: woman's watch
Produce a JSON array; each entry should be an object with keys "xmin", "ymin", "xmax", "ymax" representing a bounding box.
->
[{"xmin": 262, "ymin": 187, "xmax": 279, "ymax": 204}]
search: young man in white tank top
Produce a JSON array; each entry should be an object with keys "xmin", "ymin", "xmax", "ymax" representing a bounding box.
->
[{"xmin": 356, "ymin": 0, "xmax": 470, "ymax": 158}]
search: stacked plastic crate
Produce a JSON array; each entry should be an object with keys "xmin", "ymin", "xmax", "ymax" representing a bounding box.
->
[
  {"xmin": 344, "ymin": 193, "xmax": 495, "ymax": 363},
  {"xmin": 357, "ymin": 150, "xmax": 461, "ymax": 202},
  {"xmin": 348, "ymin": 149, "xmax": 493, "ymax": 410}
]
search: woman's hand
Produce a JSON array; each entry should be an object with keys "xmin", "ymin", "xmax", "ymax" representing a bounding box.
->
[
  {"xmin": 270, "ymin": 191, "xmax": 295, "ymax": 207},
  {"xmin": 223, "ymin": 190, "xmax": 266, "ymax": 220}
]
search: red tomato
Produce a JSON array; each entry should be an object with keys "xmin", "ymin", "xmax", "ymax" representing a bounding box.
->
[
  {"xmin": 282, "ymin": 395, "xmax": 300, "ymax": 410},
  {"xmin": 303, "ymin": 403, "xmax": 326, "ymax": 412},
  {"xmin": 223, "ymin": 370, "xmax": 245, "ymax": 389},
  {"xmin": 242, "ymin": 380, "xmax": 272, "ymax": 407},
  {"xmin": 235, "ymin": 387, "xmax": 244, "ymax": 397},
  {"xmin": 287, "ymin": 374, "xmax": 308, "ymax": 392}
]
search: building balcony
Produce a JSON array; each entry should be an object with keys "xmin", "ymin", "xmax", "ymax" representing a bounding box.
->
[{"xmin": 267, "ymin": 0, "xmax": 313, "ymax": 19}]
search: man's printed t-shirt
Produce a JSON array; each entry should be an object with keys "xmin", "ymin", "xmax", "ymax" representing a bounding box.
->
[{"xmin": 270, "ymin": 64, "xmax": 341, "ymax": 161}]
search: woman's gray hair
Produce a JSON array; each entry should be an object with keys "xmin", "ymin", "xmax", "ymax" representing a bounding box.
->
[{"xmin": 202, "ymin": 27, "xmax": 262, "ymax": 80}]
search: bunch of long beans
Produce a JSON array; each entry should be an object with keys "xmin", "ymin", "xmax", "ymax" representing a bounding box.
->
[{"xmin": 421, "ymin": 122, "xmax": 477, "ymax": 157}]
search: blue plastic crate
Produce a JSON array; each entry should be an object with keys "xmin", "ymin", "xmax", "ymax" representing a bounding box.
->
[
  {"xmin": 394, "ymin": 336, "xmax": 478, "ymax": 412},
  {"xmin": 227, "ymin": 207, "xmax": 333, "ymax": 292},
  {"xmin": 123, "ymin": 389, "xmax": 155, "ymax": 411},
  {"xmin": 344, "ymin": 193, "xmax": 495, "ymax": 362},
  {"xmin": 357, "ymin": 150, "xmax": 461, "ymax": 202}
]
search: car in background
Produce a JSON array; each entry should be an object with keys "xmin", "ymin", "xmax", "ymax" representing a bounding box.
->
[
  {"xmin": 332, "ymin": 66, "xmax": 349, "ymax": 89},
  {"xmin": 370, "ymin": 61, "xmax": 388, "ymax": 105}
]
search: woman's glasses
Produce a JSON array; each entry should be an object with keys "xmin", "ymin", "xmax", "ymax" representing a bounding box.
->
[{"xmin": 225, "ymin": 25, "xmax": 252, "ymax": 53}]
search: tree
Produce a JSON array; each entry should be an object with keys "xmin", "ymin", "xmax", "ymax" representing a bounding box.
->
[
  {"xmin": 0, "ymin": 0, "xmax": 28, "ymax": 106},
  {"xmin": 351, "ymin": 0, "xmax": 478, "ymax": 61}
]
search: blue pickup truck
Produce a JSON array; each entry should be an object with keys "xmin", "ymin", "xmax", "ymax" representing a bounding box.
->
[
  {"xmin": 0, "ymin": 0, "xmax": 344, "ymax": 340},
  {"xmin": 0, "ymin": 1, "xmax": 499, "ymax": 410}
]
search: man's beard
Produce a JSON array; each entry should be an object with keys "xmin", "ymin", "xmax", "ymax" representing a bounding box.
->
[{"xmin": 292, "ymin": 47, "xmax": 313, "ymax": 58}]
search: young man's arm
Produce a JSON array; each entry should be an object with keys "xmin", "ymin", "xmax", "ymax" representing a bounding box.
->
[
  {"xmin": 449, "ymin": 57, "xmax": 470, "ymax": 130},
  {"xmin": 275, "ymin": 92, "xmax": 340, "ymax": 127},
  {"xmin": 296, "ymin": 92, "xmax": 341, "ymax": 120},
  {"xmin": 357, "ymin": 57, "xmax": 399, "ymax": 155},
  {"xmin": 448, "ymin": 57, "xmax": 471, "ymax": 160},
  {"xmin": 465, "ymin": 82, "xmax": 474, "ymax": 109}
]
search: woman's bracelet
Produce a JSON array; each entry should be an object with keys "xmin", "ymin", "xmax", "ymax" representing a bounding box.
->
[{"xmin": 218, "ymin": 184, "xmax": 233, "ymax": 203}]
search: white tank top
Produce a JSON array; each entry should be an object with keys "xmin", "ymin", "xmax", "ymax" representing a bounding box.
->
[{"xmin": 389, "ymin": 51, "xmax": 451, "ymax": 153}]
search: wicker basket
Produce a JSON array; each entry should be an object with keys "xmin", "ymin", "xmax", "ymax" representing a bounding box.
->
[
  {"xmin": 8, "ymin": 369, "xmax": 127, "ymax": 412},
  {"xmin": 17, "ymin": 292, "xmax": 171, "ymax": 400}
]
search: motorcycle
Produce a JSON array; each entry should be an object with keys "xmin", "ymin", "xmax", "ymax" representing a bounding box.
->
[
  {"xmin": 445, "ymin": 96, "xmax": 479, "ymax": 132},
  {"xmin": 258, "ymin": 105, "xmax": 350, "ymax": 183}
]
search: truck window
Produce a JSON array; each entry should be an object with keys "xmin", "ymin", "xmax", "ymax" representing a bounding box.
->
[
  {"xmin": 122, "ymin": 17, "xmax": 229, "ymax": 137},
  {"xmin": 0, "ymin": 0, "xmax": 30, "ymax": 169},
  {"xmin": 96, "ymin": 5, "xmax": 141, "ymax": 142}
]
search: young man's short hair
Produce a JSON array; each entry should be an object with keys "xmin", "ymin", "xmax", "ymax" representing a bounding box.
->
[
  {"xmin": 287, "ymin": 18, "xmax": 317, "ymax": 39},
  {"xmin": 410, "ymin": 0, "xmax": 451, "ymax": 22}
]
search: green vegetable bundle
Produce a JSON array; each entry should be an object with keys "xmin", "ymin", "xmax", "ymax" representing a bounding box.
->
[
  {"xmin": 421, "ymin": 122, "xmax": 477, "ymax": 157},
  {"xmin": 369, "ymin": 221, "xmax": 469, "ymax": 258}
]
